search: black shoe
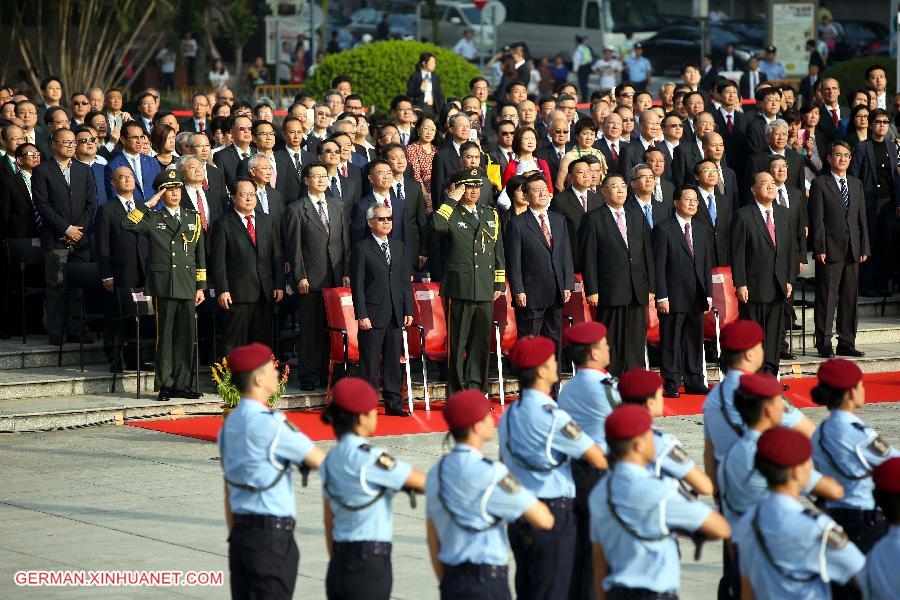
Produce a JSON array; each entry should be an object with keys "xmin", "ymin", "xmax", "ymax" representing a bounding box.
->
[
  {"xmin": 385, "ymin": 405, "xmax": 412, "ymax": 417},
  {"xmin": 156, "ymin": 388, "xmax": 171, "ymax": 402},
  {"xmin": 663, "ymin": 390, "xmax": 681, "ymax": 399},
  {"xmin": 110, "ymin": 362, "xmax": 123, "ymax": 373},
  {"xmin": 790, "ymin": 323, "xmax": 804, "ymax": 331},
  {"xmin": 172, "ymin": 388, "xmax": 203, "ymax": 399},
  {"xmin": 49, "ymin": 335, "xmax": 64, "ymax": 346},
  {"xmin": 836, "ymin": 346, "xmax": 865, "ymax": 358},
  {"xmin": 818, "ymin": 347, "xmax": 835, "ymax": 358},
  {"xmin": 683, "ymin": 385, "xmax": 710, "ymax": 395},
  {"xmin": 780, "ymin": 351, "xmax": 797, "ymax": 361}
]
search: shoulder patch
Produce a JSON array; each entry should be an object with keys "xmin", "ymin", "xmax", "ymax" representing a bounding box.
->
[
  {"xmin": 601, "ymin": 377, "xmax": 615, "ymax": 387},
  {"xmin": 826, "ymin": 525, "xmax": 849, "ymax": 549},
  {"xmin": 562, "ymin": 421, "xmax": 584, "ymax": 441},
  {"xmin": 802, "ymin": 507, "xmax": 822, "ymax": 519},
  {"xmin": 376, "ymin": 452, "xmax": 397, "ymax": 471},
  {"xmin": 498, "ymin": 473, "xmax": 522, "ymax": 494},
  {"xmin": 543, "ymin": 404, "xmax": 556, "ymax": 414},
  {"xmin": 781, "ymin": 396, "xmax": 795, "ymax": 413},
  {"xmin": 852, "ymin": 422, "xmax": 866, "ymax": 432},
  {"xmin": 359, "ymin": 443, "xmax": 373, "ymax": 452},
  {"xmin": 668, "ymin": 444, "xmax": 690, "ymax": 464},
  {"xmin": 869, "ymin": 435, "xmax": 890, "ymax": 457}
]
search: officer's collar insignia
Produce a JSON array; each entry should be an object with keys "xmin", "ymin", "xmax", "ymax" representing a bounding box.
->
[{"xmin": 469, "ymin": 168, "xmax": 478, "ymax": 176}]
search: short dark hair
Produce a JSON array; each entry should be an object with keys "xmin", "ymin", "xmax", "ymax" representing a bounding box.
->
[
  {"xmin": 251, "ymin": 119, "xmax": 274, "ymax": 136},
  {"xmin": 864, "ymin": 64, "xmax": 887, "ymax": 80},
  {"xmin": 734, "ymin": 388, "xmax": 775, "ymax": 426},
  {"xmin": 674, "ymin": 184, "xmax": 696, "ymax": 201},
  {"xmin": 229, "ymin": 114, "xmax": 251, "ymax": 130},
  {"xmin": 469, "ymin": 76, "xmax": 489, "ymax": 89},
  {"xmin": 321, "ymin": 402, "xmax": 360, "ymax": 438},
  {"xmin": 516, "ymin": 366, "xmax": 539, "ymax": 390},
  {"xmin": 505, "ymin": 81, "xmax": 527, "ymax": 95},
  {"xmin": 681, "ymin": 62, "xmax": 700, "ymax": 74},
  {"xmin": 563, "ymin": 342, "xmax": 593, "ymax": 367},
  {"xmin": 331, "ymin": 75, "xmax": 352, "ymax": 88},
  {"xmin": 614, "ymin": 83, "xmax": 635, "ymax": 97},
  {"xmin": 230, "ymin": 176, "xmax": 255, "ymax": 195},
  {"xmin": 43, "ymin": 106, "xmax": 68, "ymax": 126},
  {"xmin": 716, "ymin": 79, "xmax": 738, "ymax": 95},
  {"xmin": 756, "ymin": 87, "xmax": 781, "ymax": 103},
  {"xmin": 567, "ymin": 157, "xmax": 591, "ymax": 174},
  {"xmin": 301, "ymin": 161, "xmax": 328, "ymax": 178},
  {"xmin": 810, "ymin": 382, "xmax": 846, "ymax": 409},
  {"xmin": 755, "ymin": 454, "xmax": 791, "ymax": 487},
  {"xmin": 390, "ymin": 95, "xmax": 414, "ymax": 111},
  {"xmin": 512, "ymin": 126, "xmax": 538, "ymax": 154},
  {"xmin": 380, "ymin": 142, "xmax": 405, "ymax": 159},
  {"xmin": 573, "ymin": 117, "xmax": 598, "ymax": 136},
  {"xmin": 14, "ymin": 143, "xmax": 38, "ymax": 158},
  {"xmin": 231, "ymin": 370, "xmax": 255, "ymax": 395},
  {"xmin": 40, "ymin": 76, "xmax": 62, "ymax": 91},
  {"xmin": 693, "ymin": 159, "xmax": 715, "ymax": 176},
  {"xmin": 122, "ymin": 120, "xmax": 147, "ymax": 139},
  {"xmin": 608, "ymin": 437, "xmax": 635, "ymax": 460},
  {"xmin": 642, "ymin": 147, "xmax": 664, "ymax": 162},
  {"xmin": 459, "ymin": 140, "xmax": 480, "ymax": 156},
  {"xmin": 828, "ymin": 140, "xmax": 853, "ymax": 156}
]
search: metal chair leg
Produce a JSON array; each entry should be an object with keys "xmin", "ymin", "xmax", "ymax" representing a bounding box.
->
[{"xmin": 135, "ymin": 315, "xmax": 142, "ymax": 400}]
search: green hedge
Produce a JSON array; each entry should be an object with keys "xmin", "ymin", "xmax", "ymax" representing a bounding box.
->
[
  {"xmin": 304, "ymin": 40, "xmax": 481, "ymax": 112},
  {"xmin": 823, "ymin": 57, "xmax": 895, "ymax": 101}
]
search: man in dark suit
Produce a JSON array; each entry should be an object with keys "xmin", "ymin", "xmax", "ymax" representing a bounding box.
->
[
  {"xmin": 318, "ymin": 137, "xmax": 362, "ymax": 224},
  {"xmin": 32, "ymin": 128, "xmax": 97, "ymax": 345},
  {"xmin": 211, "ymin": 177, "xmax": 284, "ymax": 355},
  {"xmin": 595, "ymin": 113, "xmax": 632, "ymax": 178},
  {"xmin": 580, "ymin": 173, "xmax": 655, "ymax": 375},
  {"xmin": 104, "ymin": 121, "xmax": 160, "ymax": 203},
  {"xmin": 275, "ymin": 116, "xmax": 315, "ymax": 205},
  {"xmin": 744, "ymin": 119, "xmax": 805, "ymax": 205},
  {"xmin": 672, "ymin": 112, "xmax": 715, "ymax": 187},
  {"xmin": 187, "ymin": 133, "xmax": 229, "ymax": 212},
  {"xmin": 489, "ymin": 119, "xmax": 518, "ymax": 173},
  {"xmin": 809, "ymin": 142, "xmax": 870, "ymax": 358},
  {"xmin": 627, "ymin": 163, "xmax": 673, "ymax": 231},
  {"xmin": 739, "ymin": 56, "xmax": 768, "ymax": 100},
  {"xmin": 535, "ymin": 116, "xmax": 573, "ymax": 186},
  {"xmin": 693, "ymin": 159, "xmax": 733, "ymax": 266},
  {"xmin": 849, "ymin": 109, "xmax": 900, "ymax": 295},
  {"xmin": 245, "ymin": 154, "xmax": 285, "ymax": 232},
  {"xmin": 384, "ymin": 144, "xmax": 425, "ymax": 266},
  {"xmin": 505, "ymin": 174, "xmax": 574, "ymax": 357},
  {"xmin": 284, "ymin": 162, "xmax": 350, "ymax": 391},
  {"xmin": 653, "ymin": 185, "xmax": 712, "ymax": 397},
  {"xmin": 94, "ymin": 165, "xmax": 150, "ymax": 367},
  {"xmin": 713, "ymin": 80, "xmax": 748, "ymax": 172},
  {"xmin": 549, "ymin": 157, "xmax": 602, "ymax": 272},
  {"xmin": 744, "ymin": 88, "xmax": 783, "ymax": 156},
  {"xmin": 406, "ymin": 52, "xmax": 443, "ymax": 111},
  {"xmin": 349, "ymin": 159, "xmax": 417, "ymax": 251},
  {"xmin": 622, "ymin": 109, "xmax": 662, "ymax": 173},
  {"xmin": 179, "ymin": 155, "xmax": 222, "ymax": 255},
  {"xmin": 1, "ymin": 143, "xmax": 41, "ymax": 239},
  {"xmin": 701, "ymin": 133, "xmax": 739, "ymax": 206},
  {"xmin": 644, "ymin": 147, "xmax": 675, "ymax": 204},
  {"xmin": 349, "ymin": 202, "xmax": 414, "ymax": 416},
  {"xmin": 730, "ymin": 171, "xmax": 797, "ymax": 374},
  {"xmin": 817, "ymin": 78, "xmax": 844, "ymax": 147},
  {"xmin": 213, "ymin": 114, "xmax": 255, "ymax": 190},
  {"xmin": 179, "ymin": 93, "xmax": 211, "ymax": 139},
  {"xmin": 430, "ymin": 113, "xmax": 471, "ymax": 205}
]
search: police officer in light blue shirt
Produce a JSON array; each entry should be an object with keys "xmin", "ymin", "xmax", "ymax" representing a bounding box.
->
[
  {"xmin": 733, "ymin": 426, "xmax": 866, "ymax": 600},
  {"xmin": 590, "ymin": 404, "xmax": 730, "ymax": 599},
  {"xmin": 498, "ymin": 335, "xmax": 608, "ymax": 600},
  {"xmin": 557, "ymin": 322, "xmax": 617, "ymax": 600},
  {"xmin": 758, "ymin": 46, "xmax": 787, "ymax": 81},
  {"xmin": 319, "ymin": 377, "xmax": 426, "ymax": 600},
  {"xmin": 860, "ymin": 458, "xmax": 900, "ymax": 600},
  {"xmin": 218, "ymin": 343, "xmax": 325, "ymax": 600},
  {"xmin": 426, "ymin": 390, "xmax": 555, "ymax": 600},
  {"xmin": 811, "ymin": 359, "xmax": 900, "ymax": 554},
  {"xmin": 624, "ymin": 43, "xmax": 653, "ymax": 90}
]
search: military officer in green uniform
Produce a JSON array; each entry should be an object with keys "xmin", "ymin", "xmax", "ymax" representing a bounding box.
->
[
  {"xmin": 432, "ymin": 167, "xmax": 505, "ymax": 394},
  {"xmin": 123, "ymin": 169, "xmax": 206, "ymax": 401}
]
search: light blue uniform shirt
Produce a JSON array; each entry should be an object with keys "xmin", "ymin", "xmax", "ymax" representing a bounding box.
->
[
  {"xmin": 557, "ymin": 368, "xmax": 619, "ymax": 452},
  {"xmin": 860, "ymin": 525, "xmax": 900, "ymax": 600},
  {"xmin": 812, "ymin": 409, "xmax": 899, "ymax": 510},
  {"xmin": 588, "ymin": 461, "xmax": 712, "ymax": 593},
  {"xmin": 498, "ymin": 388, "xmax": 595, "ymax": 499},
  {"xmin": 734, "ymin": 493, "xmax": 866, "ymax": 599},
  {"xmin": 758, "ymin": 60, "xmax": 787, "ymax": 81},
  {"xmin": 218, "ymin": 398, "xmax": 316, "ymax": 517},
  {"xmin": 624, "ymin": 56, "xmax": 652, "ymax": 83},
  {"xmin": 703, "ymin": 369, "xmax": 803, "ymax": 461},
  {"xmin": 718, "ymin": 428, "xmax": 823, "ymax": 526},
  {"xmin": 320, "ymin": 433, "xmax": 412, "ymax": 542},
  {"xmin": 425, "ymin": 444, "xmax": 536, "ymax": 566},
  {"xmin": 650, "ymin": 428, "xmax": 695, "ymax": 483}
]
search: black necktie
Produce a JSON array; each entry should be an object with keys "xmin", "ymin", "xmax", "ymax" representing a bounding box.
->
[
  {"xmin": 380, "ymin": 240, "xmax": 391, "ymax": 266},
  {"xmin": 293, "ymin": 152, "xmax": 302, "ymax": 178},
  {"xmin": 395, "ymin": 182, "xmax": 404, "ymax": 201},
  {"xmin": 839, "ymin": 178, "xmax": 849, "ymax": 209},
  {"xmin": 330, "ymin": 176, "xmax": 341, "ymax": 200}
]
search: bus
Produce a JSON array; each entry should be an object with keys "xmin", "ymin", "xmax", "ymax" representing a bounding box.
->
[{"xmin": 492, "ymin": 0, "xmax": 661, "ymax": 60}]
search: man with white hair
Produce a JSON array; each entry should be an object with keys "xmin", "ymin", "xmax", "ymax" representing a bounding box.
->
[
  {"xmin": 744, "ymin": 118, "xmax": 805, "ymax": 205},
  {"xmin": 246, "ymin": 153, "xmax": 285, "ymax": 230}
]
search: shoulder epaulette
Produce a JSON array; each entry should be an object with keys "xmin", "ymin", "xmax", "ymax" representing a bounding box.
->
[{"xmin": 127, "ymin": 209, "xmax": 144, "ymax": 224}]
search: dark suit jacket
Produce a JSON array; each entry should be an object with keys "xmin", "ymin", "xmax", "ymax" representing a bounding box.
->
[
  {"xmin": 213, "ymin": 145, "xmax": 254, "ymax": 190},
  {"xmin": 594, "ymin": 138, "xmax": 633, "ymax": 178},
  {"xmin": 746, "ymin": 149, "xmax": 805, "ymax": 204},
  {"xmin": 284, "ymin": 195, "xmax": 350, "ymax": 290},
  {"xmin": 850, "ymin": 139, "xmax": 900, "ymax": 207},
  {"xmin": 93, "ymin": 197, "xmax": 150, "ymax": 288},
  {"xmin": 549, "ymin": 187, "xmax": 604, "ymax": 272},
  {"xmin": 327, "ymin": 171, "xmax": 363, "ymax": 223},
  {"xmin": 671, "ymin": 140, "xmax": 704, "ymax": 188},
  {"xmin": 256, "ymin": 185, "xmax": 285, "ymax": 232},
  {"xmin": 816, "ymin": 103, "xmax": 844, "ymax": 147},
  {"xmin": 693, "ymin": 187, "xmax": 734, "ymax": 267},
  {"xmin": 85, "ymin": 161, "xmax": 109, "ymax": 216},
  {"xmin": 808, "ymin": 174, "xmax": 869, "ymax": 264},
  {"xmin": 505, "ymin": 210, "xmax": 574, "ymax": 310},
  {"xmin": 32, "ymin": 159, "xmax": 96, "ymax": 250},
  {"xmin": 626, "ymin": 196, "xmax": 674, "ymax": 231},
  {"xmin": 535, "ymin": 144, "xmax": 569, "ymax": 187},
  {"xmin": 781, "ymin": 185, "xmax": 808, "ymax": 261},
  {"xmin": 349, "ymin": 236, "xmax": 413, "ymax": 328},
  {"xmin": 713, "ymin": 109, "xmax": 749, "ymax": 173},
  {"xmin": 799, "ymin": 76, "xmax": 818, "ymax": 105},
  {"xmin": 657, "ymin": 140, "xmax": 675, "ymax": 182},
  {"xmin": 743, "ymin": 113, "xmax": 773, "ymax": 157},
  {"xmin": 623, "ymin": 139, "xmax": 658, "ymax": 176},
  {"xmin": 274, "ymin": 147, "xmax": 315, "ymax": 205},
  {"xmin": 729, "ymin": 202, "xmax": 796, "ymax": 303},
  {"xmin": 104, "ymin": 152, "xmax": 160, "ymax": 203},
  {"xmin": 349, "ymin": 191, "xmax": 420, "ymax": 262},
  {"xmin": 739, "ymin": 70, "xmax": 768, "ymax": 99},
  {"xmin": 431, "ymin": 146, "xmax": 462, "ymax": 205},
  {"xmin": 204, "ymin": 164, "xmax": 229, "ymax": 213},
  {"xmin": 652, "ymin": 216, "xmax": 712, "ymax": 312},
  {"xmin": 659, "ymin": 178, "xmax": 676, "ymax": 204},
  {"xmin": 210, "ymin": 209, "xmax": 284, "ymax": 302},
  {"xmin": 397, "ymin": 177, "xmax": 426, "ymax": 260},
  {"xmin": 180, "ymin": 184, "xmax": 224, "ymax": 255},
  {"xmin": 579, "ymin": 204, "xmax": 655, "ymax": 306},
  {"xmin": 406, "ymin": 71, "xmax": 443, "ymax": 110},
  {"xmin": 0, "ymin": 169, "xmax": 41, "ymax": 238},
  {"xmin": 179, "ymin": 117, "xmax": 210, "ymax": 136}
]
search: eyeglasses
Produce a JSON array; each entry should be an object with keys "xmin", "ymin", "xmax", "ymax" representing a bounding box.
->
[
  {"xmin": 678, "ymin": 198, "xmax": 700, "ymax": 204},
  {"xmin": 499, "ymin": 131, "xmax": 515, "ymax": 136},
  {"xmin": 873, "ymin": 120, "xmax": 890, "ymax": 125},
  {"xmin": 256, "ymin": 131, "xmax": 275, "ymax": 137},
  {"xmin": 552, "ymin": 129, "xmax": 568, "ymax": 134},
  {"xmin": 699, "ymin": 168, "xmax": 718, "ymax": 174},
  {"xmin": 20, "ymin": 151, "xmax": 41, "ymax": 158},
  {"xmin": 126, "ymin": 135, "xmax": 146, "ymax": 141},
  {"xmin": 832, "ymin": 153, "xmax": 851, "ymax": 159},
  {"xmin": 72, "ymin": 100, "xmax": 90, "ymax": 106},
  {"xmin": 306, "ymin": 173, "xmax": 328, "ymax": 180},
  {"xmin": 605, "ymin": 184, "xmax": 628, "ymax": 190},
  {"xmin": 370, "ymin": 216, "xmax": 393, "ymax": 222},
  {"xmin": 322, "ymin": 149, "xmax": 340, "ymax": 155},
  {"xmin": 76, "ymin": 137, "xmax": 97, "ymax": 144},
  {"xmin": 55, "ymin": 140, "xmax": 77, "ymax": 146}
]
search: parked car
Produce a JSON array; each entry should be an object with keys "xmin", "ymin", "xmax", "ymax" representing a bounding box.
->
[
  {"xmin": 640, "ymin": 25, "xmax": 762, "ymax": 74},
  {"xmin": 830, "ymin": 20, "xmax": 889, "ymax": 61},
  {"xmin": 349, "ymin": 8, "xmax": 417, "ymax": 40},
  {"xmin": 380, "ymin": 0, "xmax": 496, "ymax": 53}
]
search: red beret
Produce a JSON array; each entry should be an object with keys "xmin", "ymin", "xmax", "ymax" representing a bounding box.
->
[
  {"xmin": 756, "ymin": 426, "xmax": 812, "ymax": 467},
  {"xmin": 817, "ymin": 359, "xmax": 863, "ymax": 391},
  {"xmin": 563, "ymin": 322, "xmax": 608, "ymax": 346},
  {"xmin": 605, "ymin": 404, "xmax": 653, "ymax": 441},
  {"xmin": 509, "ymin": 335, "xmax": 556, "ymax": 369},
  {"xmin": 332, "ymin": 377, "xmax": 379, "ymax": 414},
  {"xmin": 227, "ymin": 343, "xmax": 273, "ymax": 373},
  {"xmin": 738, "ymin": 372, "xmax": 783, "ymax": 399},
  {"xmin": 618, "ymin": 369, "xmax": 664, "ymax": 399},
  {"xmin": 873, "ymin": 458, "xmax": 900, "ymax": 494},
  {"xmin": 443, "ymin": 390, "xmax": 492, "ymax": 430},
  {"xmin": 720, "ymin": 320, "xmax": 764, "ymax": 352}
]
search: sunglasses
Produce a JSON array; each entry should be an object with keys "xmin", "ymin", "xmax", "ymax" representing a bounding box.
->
[
  {"xmin": 76, "ymin": 137, "xmax": 98, "ymax": 144},
  {"xmin": 370, "ymin": 216, "xmax": 393, "ymax": 222}
]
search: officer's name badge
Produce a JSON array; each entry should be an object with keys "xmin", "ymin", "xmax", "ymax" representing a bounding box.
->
[
  {"xmin": 457, "ymin": 222, "xmax": 467, "ymax": 229},
  {"xmin": 487, "ymin": 221, "xmax": 495, "ymax": 227},
  {"xmin": 156, "ymin": 223, "xmax": 167, "ymax": 230},
  {"xmin": 188, "ymin": 223, "xmax": 196, "ymax": 231}
]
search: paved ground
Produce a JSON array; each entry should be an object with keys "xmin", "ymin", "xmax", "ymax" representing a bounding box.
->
[{"xmin": 1, "ymin": 403, "xmax": 898, "ymax": 599}]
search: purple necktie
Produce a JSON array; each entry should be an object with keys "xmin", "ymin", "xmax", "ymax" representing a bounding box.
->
[
  {"xmin": 684, "ymin": 222, "xmax": 694, "ymax": 256},
  {"xmin": 615, "ymin": 210, "xmax": 628, "ymax": 248}
]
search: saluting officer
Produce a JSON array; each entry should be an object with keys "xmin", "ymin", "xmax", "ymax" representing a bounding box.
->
[
  {"xmin": 425, "ymin": 390, "xmax": 555, "ymax": 600},
  {"xmin": 860, "ymin": 458, "xmax": 900, "ymax": 600},
  {"xmin": 432, "ymin": 167, "xmax": 506, "ymax": 394},
  {"xmin": 218, "ymin": 343, "xmax": 325, "ymax": 600},
  {"xmin": 123, "ymin": 169, "xmax": 206, "ymax": 401},
  {"xmin": 589, "ymin": 404, "xmax": 730, "ymax": 599},
  {"xmin": 812, "ymin": 358, "xmax": 900, "ymax": 553},
  {"xmin": 319, "ymin": 377, "xmax": 426, "ymax": 600},
  {"xmin": 733, "ymin": 427, "xmax": 866, "ymax": 599},
  {"xmin": 498, "ymin": 336, "xmax": 607, "ymax": 600},
  {"xmin": 617, "ymin": 369, "xmax": 714, "ymax": 495},
  {"xmin": 557, "ymin": 322, "xmax": 618, "ymax": 600}
]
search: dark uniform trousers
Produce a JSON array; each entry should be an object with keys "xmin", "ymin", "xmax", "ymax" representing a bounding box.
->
[
  {"xmin": 325, "ymin": 541, "xmax": 393, "ymax": 600},
  {"xmin": 508, "ymin": 497, "xmax": 577, "ymax": 600},
  {"xmin": 447, "ymin": 298, "xmax": 493, "ymax": 394},
  {"xmin": 154, "ymin": 297, "xmax": 196, "ymax": 390},
  {"xmin": 515, "ymin": 305, "xmax": 563, "ymax": 347},
  {"xmin": 814, "ymin": 256, "xmax": 859, "ymax": 351},
  {"xmin": 571, "ymin": 461, "xmax": 605, "ymax": 600},
  {"xmin": 659, "ymin": 305, "xmax": 706, "ymax": 392},
  {"xmin": 359, "ymin": 317, "xmax": 404, "ymax": 409},
  {"xmin": 222, "ymin": 292, "xmax": 273, "ymax": 357},
  {"xmin": 738, "ymin": 299, "xmax": 784, "ymax": 374},
  {"xmin": 298, "ymin": 289, "xmax": 329, "ymax": 386},
  {"xmin": 440, "ymin": 563, "xmax": 511, "ymax": 600},
  {"xmin": 597, "ymin": 301, "xmax": 646, "ymax": 376},
  {"xmin": 228, "ymin": 524, "xmax": 299, "ymax": 600}
]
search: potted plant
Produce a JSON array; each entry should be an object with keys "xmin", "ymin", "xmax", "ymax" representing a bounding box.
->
[{"xmin": 212, "ymin": 355, "xmax": 290, "ymax": 419}]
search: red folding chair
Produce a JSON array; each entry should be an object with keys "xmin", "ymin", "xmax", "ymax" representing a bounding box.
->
[
  {"xmin": 707, "ymin": 266, "xmax": 739, "ymax": 380},
  {"xmin": 322, "ymin": 287, "xmax": 359, "ymax": 401},
  {"xmin": 408, "ymin": 283, "xmax": 448, "ymax": 411},
  {"xmin": 563, "ymin": 274, "xmax": 594, "ymax": 330},
  {"xmin": 492, "ymin": 284, "xmax": 517, "ymax": 405}
]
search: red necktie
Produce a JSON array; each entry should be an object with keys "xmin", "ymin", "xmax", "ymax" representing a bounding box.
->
[
  {"xmin": 540, "ymin": 213, "xmax": 552, "ymax": 248},
  {"xmin": 726, "ymin": 114, "xmax": 733, "ymax": 134},
  {"xmin": 202, "ymin": 178, "xmax": 208, "ymax": 191},
  {"xmin": 766, "ymin": 209, "xmax": 776, "ymax": 247},
  {"xmin": 508, "ymin": 151, "xmax": 514, "ymax": 163},
  {"xmin": 384, "ymin": 196, "xmax": 391, "ymax": 209},
  {"xmin": 611, "ymin": 143, "xmax": 618, "ymax": 164},
  {"xmin": 246, "ymin": 214, "xmax": 256, "ymax": 246},
  {"xmin": 341, "ymin": 164, "xmax": 348, "ymax": 178},
  {"xmin": 196, "ymin": 190, "xmax": 208, "ymax": 231},
  {"xmin": 831, "ymin": 108, "xmax": 839, "ymax": 126},
  {"xmin": 199, "ymin": 120, "xmax": 205, "ymax": 133}
]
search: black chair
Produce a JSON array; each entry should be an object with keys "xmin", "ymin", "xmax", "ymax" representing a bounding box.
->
[
  {"xmin": 111, "ymin": 287, "xmax": 155, "ymax": 399},
  {"xmin": 63, "ymin": 262, "xmax": 106, "ymax": 370},
  {"xmin": 5, "ymin": 238, "xmax": 46, "ymax": 345}
]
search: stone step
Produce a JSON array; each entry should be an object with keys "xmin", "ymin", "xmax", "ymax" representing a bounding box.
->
[
  {"xmin": 0, "ymin": 365, "xmax": 155, "ymax": 401},
  {"xmin": 0, "ymin": 341, "xmax": 107, "ymax": 369}
]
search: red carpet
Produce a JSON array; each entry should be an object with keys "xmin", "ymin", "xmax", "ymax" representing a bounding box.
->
[{"xmin": 127, "ymin": 372, "xmax": 900, "ymax": 442}]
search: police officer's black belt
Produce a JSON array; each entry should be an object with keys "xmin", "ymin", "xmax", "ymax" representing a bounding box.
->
[
  {"xmin": 332, "ymin": 541, "xmax": 392, "ymax": 556},
  {"xmin": 232, "ymin": 514, "xmax": 296, "ymax": 531},
  {"xmin": 445, "ymin": 562, "xmax": 508, "ymax": 579},
  {"xmin": 817, "ymin": 420, "xmax": 870, "ymax": 481},
  {"xmin": 437, "ymin": 456, "xmax": 501, "ymax": 532},
  {"xmin": 828, "ymin": 507, "xmax": 884, "ymax": 523},
  {"xmin": 751, "ymin": 507, "xmax": 818, "ymax": 582},
  {"xmin": 539, "ymin": 496, "xmax": 575, "ymax": 511},
  {"xmin": 607, "ymin": 587, "xmax": 678, "ymax": 600}
]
